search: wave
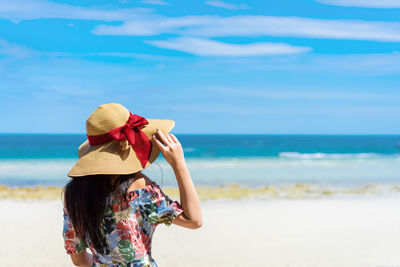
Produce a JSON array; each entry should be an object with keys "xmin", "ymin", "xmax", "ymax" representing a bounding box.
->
[
  {"xmin": 278, "ymin": 152, "xmax": 392, "ymax": 159},
  {"xmin": 2, "ymin": 156, "xmax": 400, "ymax": 187}
]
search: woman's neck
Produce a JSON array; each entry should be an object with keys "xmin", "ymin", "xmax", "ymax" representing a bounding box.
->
[{"xmin": 110, "ymin": 173, "xmax": 137, "ymax": 191}]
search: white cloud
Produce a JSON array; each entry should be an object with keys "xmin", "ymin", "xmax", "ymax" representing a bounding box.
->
[
  {"xmin": 0, "ymin": 0, "xmax": 151, "ymax": 22},
  {"xmin": 205, "ymin": 86, "xmax": 400, "ymax": 101},
  {"xmin": 0, "ymin": 39, "xmax": 35, "ymax": 58},
  {"xmin": 205, "ymin": 1, "xmax": 250, "ymax": 10},
  {"xmin": 185, "ymin": 16, "xmax": 400, "ymax": 42},
  {"xmin": 316, "ymin": 0, "xmax": 400, "ymax": 8},
  {"xmin": 92, "ymin": 15, "xmax": 215, "ymax": 36},
  {"xmin": 2, "ymin": 38, "xmax": 400, "ymax": 75},
  {"xmin": 145, "ymin": 37, "xmax": 312, "ymax": 56},
  {"xmin": 212, "ymin": 51, "xmax": 400, "ymax": 74},
  {"xmin": 141, "ymin": 0, "xmax": 169, "ymax": 5},
  {"xmin": 93, "ymin": 15, "xmax": 400, "ymax": 42},
  {"xmin": 310, "ymin": 51, "xmax": 400, "ymax": 73},
  {"xmin": 0, "ymin": 38, "xmax": 176, "ymax": 61},
  {"xmin": 2, "ymin": 1, "xmax": 400, "ymax": 43}
]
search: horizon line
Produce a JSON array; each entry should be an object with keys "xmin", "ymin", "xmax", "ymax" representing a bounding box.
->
[{"xmin": 1, "ymin": 133, "xmax": 399, "ymax": 136}]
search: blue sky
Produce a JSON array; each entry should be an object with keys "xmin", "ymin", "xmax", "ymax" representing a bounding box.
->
[{"xmin": 0, "ymin": 0, "xmax": 399, "ymax": 134}]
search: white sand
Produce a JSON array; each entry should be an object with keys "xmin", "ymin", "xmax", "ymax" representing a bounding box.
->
[{"xmin": 1, "ymin": 197, "xmax": 400, "ymax": 267}]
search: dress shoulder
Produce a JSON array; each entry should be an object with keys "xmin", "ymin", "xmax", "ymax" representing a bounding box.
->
[{"xmin": 131, "ymin": 181, "xmax": 184, "ymax": 226}]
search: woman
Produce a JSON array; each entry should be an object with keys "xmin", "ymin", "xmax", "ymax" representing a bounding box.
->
[{"xmin": 62, "ymin": 103, "xmax": 202, "ymax": 267}]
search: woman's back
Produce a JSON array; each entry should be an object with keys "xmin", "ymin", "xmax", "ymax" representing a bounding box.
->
[{"xmin": 63, "ymin": 178, "xmax": 183, "ymax": 266}]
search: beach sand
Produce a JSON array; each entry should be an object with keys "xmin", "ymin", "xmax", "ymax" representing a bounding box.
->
[{"xmin": 1, "ymin": 196, "xmax": 400, "ymax": 267}]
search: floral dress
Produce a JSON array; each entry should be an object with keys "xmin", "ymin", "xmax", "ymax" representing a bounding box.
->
[{"xmin": 62, "ymin": 181, "xmax": 184, "ymax": 267}]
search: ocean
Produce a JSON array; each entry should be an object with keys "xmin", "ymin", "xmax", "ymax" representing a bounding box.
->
[{"xmin": 1, "ymin": 134, "xmax": 400, "ymax": 193}]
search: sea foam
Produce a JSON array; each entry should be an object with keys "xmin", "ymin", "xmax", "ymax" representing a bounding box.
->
[
  {"xmin": 279, "ymin": 152, "xmax": 392, "ymax": 159},
  {"xmin": 1, "ymin": 156, "xmax": 399, "ymax": 188}
]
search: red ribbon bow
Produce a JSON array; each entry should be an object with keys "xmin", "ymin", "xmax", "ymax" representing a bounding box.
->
[{"xmin": 87, "ymin": 113, "xmax": 152, "ymax": 168}]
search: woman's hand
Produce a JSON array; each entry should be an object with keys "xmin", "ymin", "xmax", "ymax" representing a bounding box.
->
[{"xmin": 152, "ymin": 129, "xmax": 186, "ymax": 168}]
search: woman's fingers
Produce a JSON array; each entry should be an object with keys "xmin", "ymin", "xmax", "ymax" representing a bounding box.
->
[
  {"xmin": 155, "ymin": 129, "xmax": 171, "ymax": 147},
  {"xmin": 165, "ymin": 133, "xmax": 174, "ymax": 144},
  {"xmin": 169, "ymin": 134, "xmax": 179, "ymax": 143},
  {"xmin": 152, "ymin": 135, "xmax": 167, "ymax": 151}
]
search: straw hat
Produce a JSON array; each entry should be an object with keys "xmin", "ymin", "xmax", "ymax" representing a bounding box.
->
[{"xmin": 67, "ymin": 103, "xmax": 174, "ymax": 178}]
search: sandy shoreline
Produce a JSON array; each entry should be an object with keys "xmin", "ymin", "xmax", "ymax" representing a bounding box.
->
[
  {"xmin": 2, "ymin": 183, "xmax": 400, "ymax": 201},
  {"xmin": 1, "ymin": 197, "xmax": 400, "ymax": 267}
]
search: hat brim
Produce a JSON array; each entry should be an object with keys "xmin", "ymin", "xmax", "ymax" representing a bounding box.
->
[{"xmin": 67, "ymin": 119, "xmax": 174, "ymax": 178}]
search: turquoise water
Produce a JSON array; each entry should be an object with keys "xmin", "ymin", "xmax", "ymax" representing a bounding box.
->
[{"xmin": 1, "ymin": 134, "xmax": 399, "ymax": 187}]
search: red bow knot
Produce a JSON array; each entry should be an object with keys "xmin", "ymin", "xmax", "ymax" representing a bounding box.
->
[{"xmin": 87, "ymin": 113, "xmax": 152, "ymax": 168}]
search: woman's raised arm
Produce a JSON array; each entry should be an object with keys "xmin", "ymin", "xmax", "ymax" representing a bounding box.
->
[{"xmin": 152, "ymin": 129, "xmax": 202, "ymax": 229}]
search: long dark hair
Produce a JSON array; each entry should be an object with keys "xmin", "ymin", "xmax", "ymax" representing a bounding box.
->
[{"xmin": 63, "ymin": 173, "xmax": 137, "ymax": 254}]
